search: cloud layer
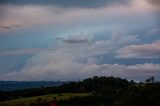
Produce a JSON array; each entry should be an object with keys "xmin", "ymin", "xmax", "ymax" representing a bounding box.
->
[
  {"xmin": 0, "ymin": 34, "xmax": 159, "ymax": 81},
  {"xmin": 1, "ymin": 59, "xmax": 159, "ymax": 81},
  {"xmin": 147, "ymin": 0, "xmax": 160, "ymax": 7},
  {"xmin": 0, "ymin": 0, "xmax": 159, "ymax": 81},
  {"xmin": 0, "ymin": 0, "xmax": 158, "ymax": 31},
  {"xmin": 116, "ymin": 40, "xmax": 160, "ymax": 59},
  {"xmin": 0, "ymin": 0, "xmax": 130, "ymax": 8}
]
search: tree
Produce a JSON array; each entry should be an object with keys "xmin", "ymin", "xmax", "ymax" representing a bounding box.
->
[
  {"xmin": 146, "ymin": 79, "xmax": 150, "ymax": 83},
  {"xmin": 149, "ymin": 76, "xmax": 155, "ymax": 82},
  {"xmin": 146, "ymin": 76, "xmax": 155, "ymax": 83}
]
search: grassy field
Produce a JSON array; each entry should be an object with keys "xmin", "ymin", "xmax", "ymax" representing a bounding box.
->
[{"xmin": 0, "ymin": 93, "xmax": 90, "ymax": 106}]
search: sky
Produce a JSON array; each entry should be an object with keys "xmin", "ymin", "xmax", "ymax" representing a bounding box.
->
[{"xmin": 0, "ymin": 0, "xmax": 160, "ymax": 81}]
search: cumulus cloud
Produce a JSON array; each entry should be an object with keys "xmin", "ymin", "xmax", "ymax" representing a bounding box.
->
[
  {"xmin": 0, "ymin": 35, "xmax": 159, "ymax": 81},
  {"xmin": 0, "ymin": 33, "xmax": 146, "ymax": 81},
  {"xmin": 0, "ymin": 57, "xmax": 159, "ymax": 81},
  {"xmin": 0, "ymin": 0, "xmax": 159, "ymax": 81},
  {"xmin": 116, "ymin": 40, "xmax": 160, "ymax": 59},
  {"xmin": 90, "ymin": 32, "xmax": 139, "ymax": 55}
]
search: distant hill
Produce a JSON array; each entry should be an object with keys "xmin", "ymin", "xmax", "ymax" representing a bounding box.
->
[{"xmin": 0, "ymin": 81, "xmax": 64, "ymax": 91}]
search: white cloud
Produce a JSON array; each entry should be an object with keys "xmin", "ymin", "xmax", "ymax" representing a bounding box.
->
[
  {"xmin": 0, "ymin": 56, "xmax": 159, "ymax": 81},
  {"xmin": 90, "ymin": 32, "xmax": 139, "ymax": 55},
  {"xmin": 116, "ymin": 40, "xmax": 160, "ymax": 59},
  {"xmin": 0, "ymin": 34, "xmax": 158, "ymax": 81}
]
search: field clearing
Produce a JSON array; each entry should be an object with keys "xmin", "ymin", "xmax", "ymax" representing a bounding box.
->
[{"xmin": 0, "ymin": 93, "xmax": 90, "ymax": 106}]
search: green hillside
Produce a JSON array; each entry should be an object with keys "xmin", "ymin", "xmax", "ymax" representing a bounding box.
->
[{"xmin": 0, "ymin": 93, "xmax": 90, "ymax": 106}]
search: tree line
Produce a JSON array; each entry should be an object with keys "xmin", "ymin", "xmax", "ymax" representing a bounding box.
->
[{"xmin": 0, "ymin": 76, "xmax": 160, "ymax": 106}]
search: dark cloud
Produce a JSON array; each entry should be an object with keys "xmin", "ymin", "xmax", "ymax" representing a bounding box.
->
[
  {"xmin": 147, "ymin": 0, "xmax": 160, "ymax": 20},
  {"xmin": 0, "ymin": 25, "xmax": 21, "ymax": 31},
  {"xmin": 0, "ymin": 0, "xmax": 130, "ymax": 8},
  {"xmin": 55, "ymin": 38, "xmax": 64, "ymax": 40},
  {"xmin": 147, "ymin": 0, "xmax": 160, "ymax": 6},
  {"xmin": 0, "ymin": 26, "xmax": 12, "ymax": 30},
  {"xmin": 62, "ymin": 34, "xmax": 90, "ymax": 44},
  {"xmin": 63, "ymin": 39, "xmax": 89, "ymax": 44}
]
